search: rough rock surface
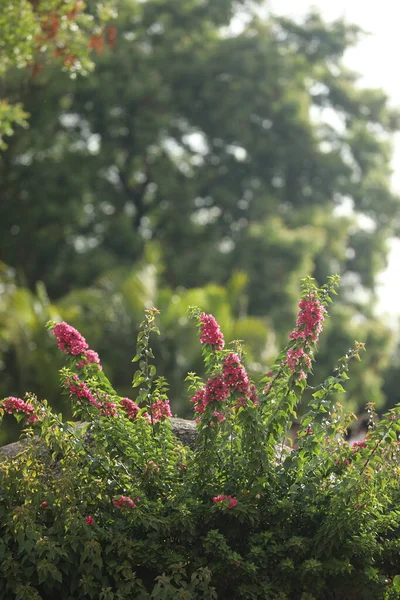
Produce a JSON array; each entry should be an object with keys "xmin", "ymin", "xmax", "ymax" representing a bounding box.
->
[{"xmin": 0, "ymin": 417, "xmax": 198, "ymax": 459}]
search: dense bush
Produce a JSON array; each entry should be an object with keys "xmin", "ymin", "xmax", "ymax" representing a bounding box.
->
[{"xmin": 1, "ymin": 276, "xmax": 400, "ymax": 600}]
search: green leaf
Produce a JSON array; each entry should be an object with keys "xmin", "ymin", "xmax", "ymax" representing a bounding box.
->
[{"xmin": 393, "ymin": 575, "xmax": 400, "ymax": 591}]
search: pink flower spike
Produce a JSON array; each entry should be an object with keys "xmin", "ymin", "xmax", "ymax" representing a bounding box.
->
[
  {"xmin": 289, "ymin": 295, "xmax": 326, "ymax": 343},
  {"xmin": 199, "ymin": 313, "xmax": 225, "ymax": 350},
  {"xmin": 84, "ymin": 516, "xmax": 95, "ymax": 525},
  {"xmin": 53, "ymin": 321, "xmax": 89, "ymax": 355},
  {"xmin": 190, "ymin": 388, "xmax": 207, "ymax": 415}
]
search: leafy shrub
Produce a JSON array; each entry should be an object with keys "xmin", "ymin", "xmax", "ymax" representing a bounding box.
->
[{"xmin": 1, "ymin": 276, "xmax": 400, "ymax": 600}]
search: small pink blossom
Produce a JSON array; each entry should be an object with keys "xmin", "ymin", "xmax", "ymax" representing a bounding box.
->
[
  {"xmin": 285, "ymin": 347, "xmax": 311, "ymax": 373},
  {"xmin": 212, "ymin": 410, "xmax": 225, "ymax": 422},
  {"xmin": 84, "ymin": 516, "xmax": 95, "ymax": 525},
  {"xmin": 213, "ymin": 494, "xmax": 238, "ymax": 509},
  {"xmin": 3, "ymin": 397, "xmax": 34, "ymax": 415},
  {"xmin": 352, "ymin": 440, "xmax": 368, "ymax": 453},
  {"xmin": 112, "ymin": 495, "xmax": 139, "ymax": 509},
  {"xmin": 190, "ymin": 388, "xmax": 207, "ymax": 415},
  {"xmin": 41, "ymin": 501, "xmax": 48, "ymax": 509},
  {"xmin": 249, "ymin": 384, "xmax": 259, "ymax": 406},
  {"xmin": 352, "ymin": 440, "xmax": 368, "ymax": 449},
  {"xmin": 77, "ymin": 349, "xmax": 102, "ymax": 370},
  {"xmin": 121, "ymin": 397, "xmax": 140, "ymax": 420},
  {"xmin": 53, "ymin": 322, "xmax": 89, "ymax": 355},
  {"xmin": 151, "ymin": 398, "xmax": 172, "ymax": 422},
  {"xmin": 27, "ymin": 414, "xmax": 39, "ymax": 424},
  {"xmin": 263, "ymin": 382, "xmax": 272, "ymax": 395},
  {"xmin": 65, "ymin": 375, "xmax": 100, "ymax": 409},
  {"xmin": 144, "ymin": 460, "xmax": 160, "ymax": 474},
  {"xmin": 234, "ymin": 396, "xmax": 247, "ymax": 409},
  {"xmin": 199, "ymin": 313, "xmax": 225, "ymax": 350},
  {"xmin": 101, "ymin": 400, "xmax": 118, "ymax": 417}
]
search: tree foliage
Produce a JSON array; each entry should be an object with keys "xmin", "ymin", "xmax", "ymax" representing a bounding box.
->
[{"xmin": 0, "ymin": 0, "xmax": 117, "ymax": 147}]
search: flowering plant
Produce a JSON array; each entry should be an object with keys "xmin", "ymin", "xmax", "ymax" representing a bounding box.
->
[{"xmin": 1, "ymin": 276, "xmax": 400, "ymax": 600}]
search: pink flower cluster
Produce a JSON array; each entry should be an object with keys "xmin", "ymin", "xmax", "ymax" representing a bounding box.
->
[
  {"xmin": 65, "ymin": 375, "xmax": 117, "ymax": 416},
  {"xmin": 27, "ymin": 414, "xmax": 39, "ymax": 424},
  {"xmin": 85, "ymin": 516, "xmax": 95, "ymax": 525},
  {"xmin": 289, "ymin": 295, "xmax": 326, "ymax": 343},
  {"xmin": 151, "ymin": 398, "xmax": 172, "ymax": 422},
  {"xmin": 112, "ymin": 495, "xmax": 139, "ymax": 509},
  {"xmin": 213, "ymin": 494, "xmax": 238, "ymax": 509},
  {"xmin": 121, "ymin": 397, "xmax": 171, "ymax": 423},
  {"xmin": 77, "ymin": 349, "xmax": 102, "ymax": 371},
  {"xmin": 144, "ymin": 460, "xmax": 160, "ymax": 474},
  {"xmin": 224, "ymin": 353, "xmax": 258, "ymax": 407},
  {"xmin": 65, "ymin": 375, "xmax": 97, "ymax": 406},
  {"xmin": 121, "ymin": 397, "xmax": 140, "ymax": 419},
  {"xmin": 53, "ymin": 322, "xmax": 89, "ymax": 355},
  {"xmin": 285, "ymin": 347, "xmax": 311, "ymax": 374},
  {"xmin": 199, "ymin": 313, "xmax": 225, "ymax": 350},
  {"xmin": 283, "ymin": 294, "xmax": 327, "ymax": 378},
  {"xmin": 206, "ymin": 375, "xmax": 230, "ymax": 402},
  {"xmin": 190, "ymin": 375, "xmax": 229, "ymax": 419},
  {"xmin": 223, "ymin": 353, "xmax": 250, "ymax": 394},
  {"xmin": 100, "ymin": 398, "xmax": 118, "ymax": 417},
  {"xmin": 352, "ymin": 440, "xmax": 368, "ymax": 453},
  {"xmin": 3, "ymin": 396, "xmax": 35, "ymax": 416},
  {"xmin": 120, "ymin": 397, "xmax": 152, "ymax": 423},
  {"xmin": 190, "ymin": 353, "xmax": 258, "ymax": 420}
]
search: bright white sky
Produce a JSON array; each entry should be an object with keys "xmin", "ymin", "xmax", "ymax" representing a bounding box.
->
[{"xmin": 267, "ymin": 0, "xmax": 400, "ymax": 319}]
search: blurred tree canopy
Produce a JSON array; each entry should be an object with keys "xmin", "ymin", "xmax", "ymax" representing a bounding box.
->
[
  {"xmin": 1, "ymin": 0, "xmax": 400, "ymax": 441},
  {"xmin": 0, "ymin": 0, "xmax": 117, "ymax": 147}
]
